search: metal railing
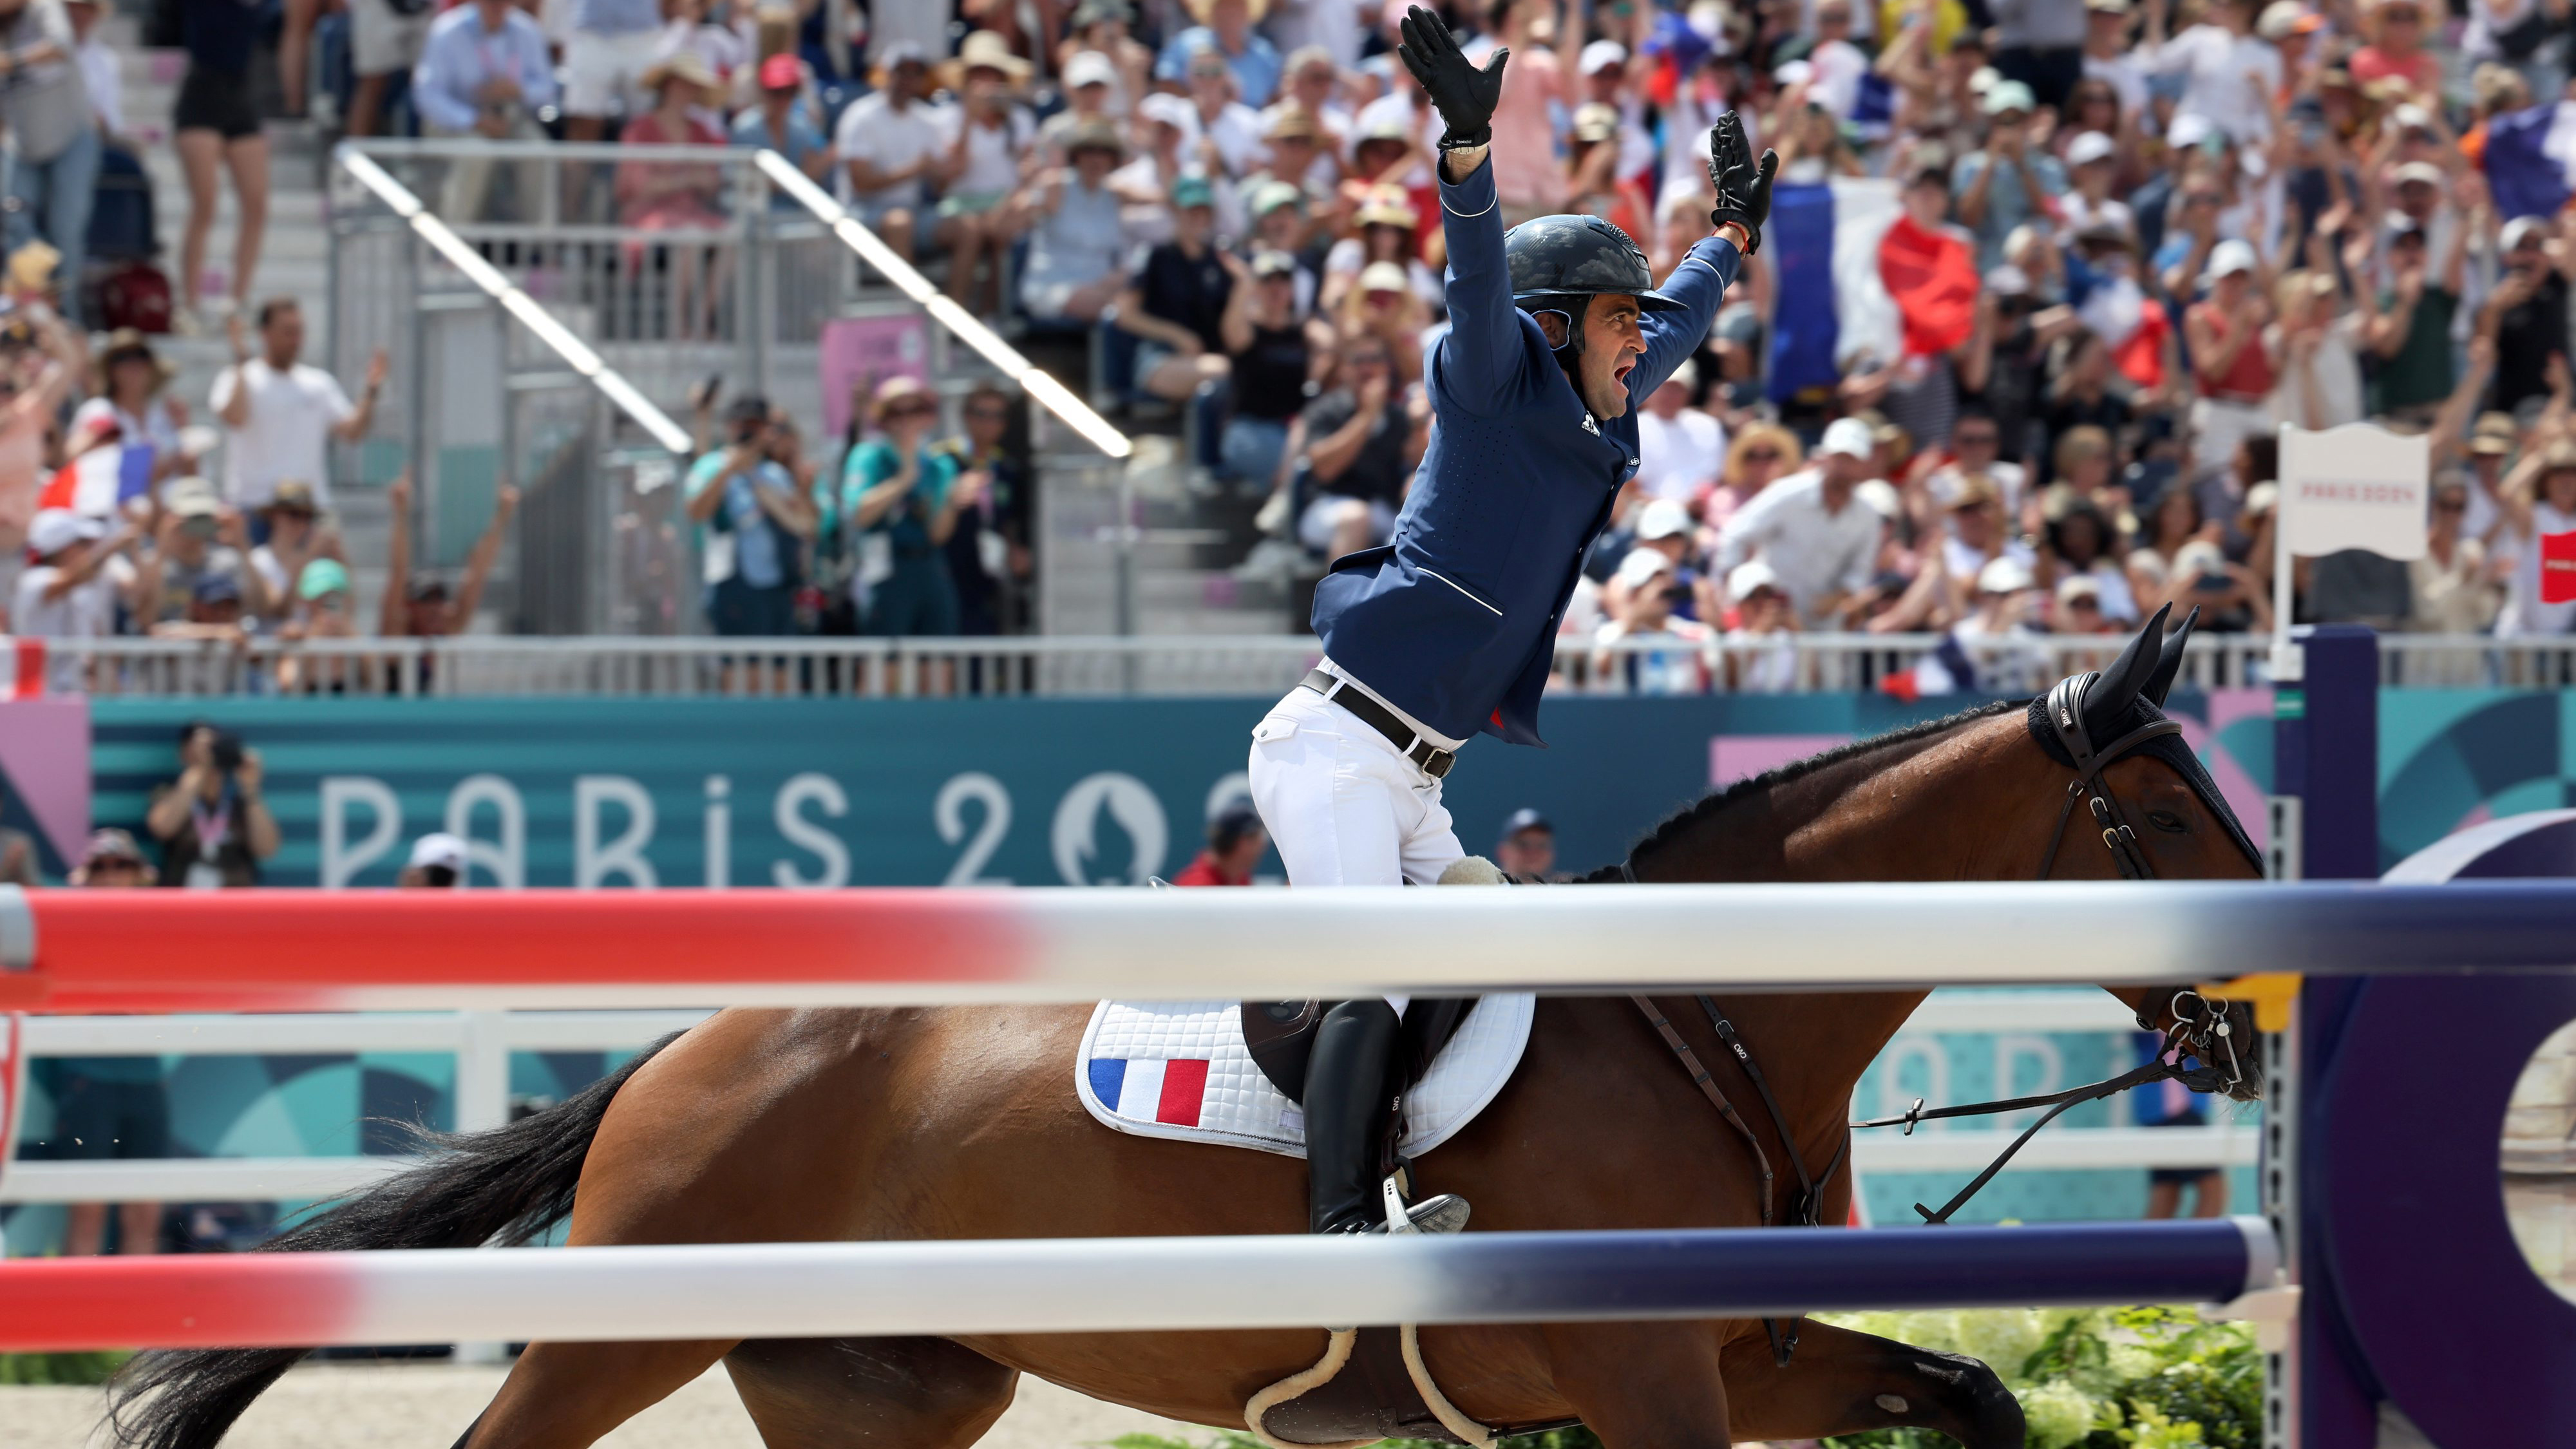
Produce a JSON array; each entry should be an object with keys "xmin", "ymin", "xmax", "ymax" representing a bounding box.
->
[{"xmin": 22, "ymin": 631, "xmax": 2566, "ymax": 699}]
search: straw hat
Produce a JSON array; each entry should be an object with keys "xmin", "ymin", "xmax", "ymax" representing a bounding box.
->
[
  {"xmin": 942, "ymin": 30, "xmax": 1034, "ymax": 91},
  {"xmin": 639, "ymin": 49, "xmax": 721, "ymax": 97},
  {"xmin": 1352, "ymin": 187, "xmax": 1417, "ymax": 231},
  {"xmin": 93, "ymin": 328, "xmax": 174, "ymax": 392},
  {"xmin": 1185, "ymin": 0, "xmax": 1269, "ymax": 20}
]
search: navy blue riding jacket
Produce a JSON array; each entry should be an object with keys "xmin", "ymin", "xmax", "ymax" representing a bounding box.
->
[{"xmin": 1310, "ymin": 156, "xmax": 1742, "ymax": 746}]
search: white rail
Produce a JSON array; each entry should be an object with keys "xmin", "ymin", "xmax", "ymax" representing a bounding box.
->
[{"xmin": 1, "ymin": 996, "xmax": 2244, "ymax": 1209}]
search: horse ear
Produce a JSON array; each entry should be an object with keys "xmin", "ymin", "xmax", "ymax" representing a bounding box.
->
[
  {"xmin": 2143, "ymin": 605, "xmax": 2201, "ymax": 708},
  {"xmin": 2081, "ymin": 602, "xmax": 2172, "ymax": 735}
]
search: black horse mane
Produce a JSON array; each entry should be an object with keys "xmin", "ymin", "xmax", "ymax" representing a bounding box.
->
[{"xmin": 1578, "ymin": 699, "xmax": 2028, "ymax": 883}]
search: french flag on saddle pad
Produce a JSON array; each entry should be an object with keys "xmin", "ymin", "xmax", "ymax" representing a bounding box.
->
[{"xmin": 1088, "ymin": 1056, "xmax": 1211, "ymax": 1127}]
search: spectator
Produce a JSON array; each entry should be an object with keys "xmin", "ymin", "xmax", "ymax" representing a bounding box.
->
[
  {"xmin": 212, "ymin": 301, "xmax": 388, "ymax": 517},
  {"xmin": 1019, "ymin": 118, "xmax": 1130, "ymax": 325},
  {"xmin": 49, "ymin": 829, "xmax": 163, "ymax": 1258},
  {"xmin": 936, "ymin": 33, "xmax": 1039, "ymax": 313},
  {"xmin": 2412, "ymin": 477, "xmax": 2505, "ymax": 637},
  {"xmin": 1115, "ymin": 173, "xmax": 1234, "ymax": 402},
  {"xmin": 2269, "ymin": 267, "xmax": 2365, "ymax": 432},
  {"xmin": 1722, "ymin": 561, "xmax": 1803, "ymax": 693},
  {"xmin": 1705, "ymin": 422, "xmax": 1802, "ymax": 532},
  {"xmin": 653, "ymin": 0, "xmax": 746, "ymax": 86},
  {"xmin": 1593, "ymin": 547, "xmax": 1719, "ymax": 696},
  {"xmin": 412, "ymin": 0, "xmax": 556, "ymax": 222},
  {"xmin": 845, "ymin": 377, "xmax": 981, "ymax": 636},
  {"xmin": 558, "ymin": 0, "xmax": 665, "ymax": 156},
  {"xmin": 380, "ymin": 473, "xmax": 515, "ymax": 638},
  {"xmin": 1171, "ymin": 799, "xmax": 1268, "ymax": 884},
  {"xmin": 136, "ymin": 477, "xmax": 269, "ymax": 627},
  {"xmin": 1218, "ymin": 248, "xmax": 1325, "ymax": 492},
  {"xmin": 146, "ymin": 722, "xmax": 278, "ymax": 887},
  {"xmin": 2054, "ymin": 573, "xmax": 2117, "ymax": 633},
  {"xmin": 1155, "ymin": 0, "xmax": 1283, "ymax": 108},
  {"xmin": 64, "ymin": 0, "xmax": 115, "ymax": 140},
  {"xmin": 399, "ymin": 832, "xmax": 468, "ymax": 889},
  {"xmin": 2183, "ymin": 240, "xmax": 2275, "ymax": 482},
  {"xmin": 1334, "ymin": 261, "xmax": 1432, "ymax": 386},
  {"xmin": 2351, "ymin": 0, "xmax": 2441, "ymax": 94},
  {"xmin": 1473, "ymin": 0, "xmax": 1573, "ymax": 225},
  {"xmin": 172, "ymin": 0, "xmax": 268, "ymax": 325},
  {"xmin": 929, "ymin": 382, "xmax": 1028, "ymax": 636},
  {"xmin": 245, "ymin": 480, "xmax": 346, "ymax": 617},
  {"xmin": 2041, "ymin": 495, "xmax": 2139, "ymax": 621},
  {"xmin": 1287, "ymin": 333, "xmax": 1416, "ymax": 558},
  {"xmin": 833, "ymin": 44, "xmax": 951, "ymax": 264},
  {"xmin": 1321, "ymin": 187, "xmax": 1436, "ymax": 317},
  {"xmin": 2494, "ymin": 438, "xmax": 2576, "ymax": 637},
  {"xmin": 0, "ymin": 0, "xmax": 94, "ymax": 324},
  {"xmin": 1493, "ymin": 807, "xmax": 1555, "ymax": 880},
  {"xmin": 1183, "ymin": 46, "xmax": 1266, "ymax": 180},
  {"xmin": 343, "ymin": 0, "xmax": 429, "ymax": 137},
  {"xmin": 1954, "ymin": 82, "xmax": 2067, "ymax": 269},
  {"xmin": 2141, "ymin": 0, "xmax": 2278, "ymax": 144},
  {"xmin": 688, "ymin": 395, "xmax": 817, "ymax": 637},
  {"xmin": 274, "ymin": 557, "xmax": 361, "ymax": 694},
  {"xmin": 1716, "ymin": 417, "xmax": 1888, "ymax": 629},
  {"xmin": 12, "ymin": 507, "xmax": 133, "ymax": 685},
  {"xmin": 2487, "ymin": 214, "xmax": 2571, "ymax": 419},
  {"xmin": 2081, "ymin": 0, "xmax": 2148, "ymax": 117},
  {"xmin": 732, "ymin": 53, "xmax": 833, "ymax": 198},
  {"xmin": 73, "ymin": 330, "xmax": 196, "ymax": 489},
  {"xmin": 1638, "ymin": 358, "xmax": 1721, "ymax": 505},
  {"xmin": 2367, "ymin": 215, "xmax": 2465, "ymax": 422},
  {"xmin": 617, "ymin": 52, "xmax": 730, "ymax": 228}
]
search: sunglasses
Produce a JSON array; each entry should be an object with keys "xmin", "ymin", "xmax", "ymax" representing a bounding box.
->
[
  {"xmin": 1741, "ymin": 448, "xmax": 1781, "ymax": 462},
  {"xmin": 883, "ymin": 400, "xmax": 937, "ymax": 418},
  {"xmin": 85, "ymin": 857, "xmax": 143, "ymax": 873}
]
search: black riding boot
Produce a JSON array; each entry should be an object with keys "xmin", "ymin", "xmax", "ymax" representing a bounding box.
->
[{"xmin": 1305, "ymin": 999, "xmax": 1470, "ymax": 1235}]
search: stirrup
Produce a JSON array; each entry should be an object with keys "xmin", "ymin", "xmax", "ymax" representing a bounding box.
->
[{"xmin": 1379, "ymin": 1175, "xmax": 1470, "ymax": 1235}]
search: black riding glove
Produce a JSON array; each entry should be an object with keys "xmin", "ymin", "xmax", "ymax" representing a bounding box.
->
[
  {"xmin": 1705, "ymin": 111, "xmax": 1779, "ymax": 256},
  {"xmin": 1396, "ymin": 5, "xmax": 1508, "ymax": 151}
]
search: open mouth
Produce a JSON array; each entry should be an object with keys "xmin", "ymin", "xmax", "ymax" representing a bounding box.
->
[{"xmin": 1612, "ymin": 359, "xmax": 1636, "ymax": 388}]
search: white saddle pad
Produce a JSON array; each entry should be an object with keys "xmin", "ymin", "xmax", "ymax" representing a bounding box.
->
[{"xmin": 1077, "ymin": 995, "xmax": 1537, "ymax": 1158}]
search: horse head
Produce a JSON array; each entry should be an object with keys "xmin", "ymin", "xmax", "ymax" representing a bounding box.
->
[{"xmin": 2040, "ymin": 603, "xmax": 2266, "ymax": 1102}]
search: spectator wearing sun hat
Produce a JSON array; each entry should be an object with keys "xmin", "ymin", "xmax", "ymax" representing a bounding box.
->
[
  {"xmin": 1020, "ymin": 117, "xmax": 1133, "ymax": 325},
  {"xmin": 1715, "ymin": 417, "xmax": 1888, "ymax": 630},
  {"xmin": 13, "ymin": 507, "xmax": 133, "ymax": 688},
  {"xmin": 399, "ymin": 832, "xmax": 470, "ymax": 889},
  {"xmin": 1157, "ymin": 0, "xmax": 1282, "ymax": 106},
  {"xmin": 73, "ymin": 329, "xmax": 194, "ymax": 491}
]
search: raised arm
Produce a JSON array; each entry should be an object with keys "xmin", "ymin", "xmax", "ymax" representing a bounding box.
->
[
  {"xmin": 1633, "ymin": 113, "xmax": 1766, "ymax": 396},
  {"xmin": 1397, "ymin": 6, "xmax": 1525, "ymax": 412},
  {"xmin": 448, "ymin": 484, "xmax": 521, "ymax": 631}
]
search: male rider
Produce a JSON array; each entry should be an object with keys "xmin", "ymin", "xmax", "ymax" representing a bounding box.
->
[{"xmin": 1245, "ymin": 6, "xmax": 1776, "ymax": 1236}]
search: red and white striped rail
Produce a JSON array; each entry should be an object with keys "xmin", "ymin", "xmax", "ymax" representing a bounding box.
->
[
  {"xmin": 0, "ymin": 1223, "xmax": 2280, "ymax": 1354},
  {"xmin": 0, "ymin": 881, "xmax": 2570, "ymax": 1012}
]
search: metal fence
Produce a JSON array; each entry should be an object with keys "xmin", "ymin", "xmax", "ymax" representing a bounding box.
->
[{"xmin": 25, "ymin": 632, "xmax": 2571, "ymax": 699}]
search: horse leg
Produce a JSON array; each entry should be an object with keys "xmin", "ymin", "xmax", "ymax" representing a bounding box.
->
[
  {"xmin": 459, "ymin": 1339, "xmax": 742, "ymax": 1449},
  {"xmin": 1718, "ymin": 1320, "xmax": 2025, "ymax": 1448},
  {"xmin": 1540, "ymin": 1322, "xmax": 1735, "ymax": 1448},
  {"xmin": 723, "ymin": 1337, "xmax": 1019, "ymax": 1449}
]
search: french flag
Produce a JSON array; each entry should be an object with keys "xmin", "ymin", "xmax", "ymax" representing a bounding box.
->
[
  {"xmin": 37, "ymin": 447, "xmax": 140, "ymax": 518},
  {"xmin": 1088, "ymin": 1057, "xmax": 1211, "ymax": 1127}
]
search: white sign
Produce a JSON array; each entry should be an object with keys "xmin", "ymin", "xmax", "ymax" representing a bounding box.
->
[{"xmin": 2277, "ymin": 422, "xmax": 2431, "ymax": 561}]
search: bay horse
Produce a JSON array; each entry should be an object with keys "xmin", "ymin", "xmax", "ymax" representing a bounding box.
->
[{"xmin": 111, "ymin": 612, "xmax": 2266, "ymax": 1449}]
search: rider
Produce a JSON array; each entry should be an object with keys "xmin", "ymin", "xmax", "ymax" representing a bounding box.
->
[{"xmin": 1245, "ymin": 6, "xmax": 1776, "ymax": 1236}]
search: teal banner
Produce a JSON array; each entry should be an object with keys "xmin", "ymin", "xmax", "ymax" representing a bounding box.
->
[{"xmin": 94, "ymin": 694, "xmax": 2065, "ymax": 888}]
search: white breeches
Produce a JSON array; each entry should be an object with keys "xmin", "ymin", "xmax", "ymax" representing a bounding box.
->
[{"xmin": 1246, "ymin": 685, "xmax": 1468, "ymax": 1019}]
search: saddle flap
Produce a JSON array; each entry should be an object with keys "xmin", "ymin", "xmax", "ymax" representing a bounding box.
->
[{"xmin": 1240, "ymin": 999, "xmax": 1479, "ymax": 1108}]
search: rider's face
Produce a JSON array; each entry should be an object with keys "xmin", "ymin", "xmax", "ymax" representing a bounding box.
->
[{"xmin": 1575, "ymin": 296, "xmax": 1646, "ymax": 421}]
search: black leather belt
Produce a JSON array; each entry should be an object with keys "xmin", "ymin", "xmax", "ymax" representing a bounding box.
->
[{"xmin": 1300, "ymin": 668, "xmax": 1457, "ymax": 779}]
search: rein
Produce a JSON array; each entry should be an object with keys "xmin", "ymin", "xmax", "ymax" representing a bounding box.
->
[{"xmin": 1614, "ymin": 672, "xmax": 2248, "ymax": 1364}]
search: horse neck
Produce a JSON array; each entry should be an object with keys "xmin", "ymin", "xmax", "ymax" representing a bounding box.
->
[{"xmin": 1651, "ymin": 711, "xmax": 2065, "ymax": 1148}]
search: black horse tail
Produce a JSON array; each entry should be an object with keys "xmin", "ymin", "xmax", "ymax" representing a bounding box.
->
[{"xmin": 106, "ymin": 1032, "xmax": 686, "ymax": 1449}]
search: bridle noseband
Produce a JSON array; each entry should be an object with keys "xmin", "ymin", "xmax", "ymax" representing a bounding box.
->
[{"xmin": 2033, "ymin": 672, "xmax": 2184, "ymax": 882}]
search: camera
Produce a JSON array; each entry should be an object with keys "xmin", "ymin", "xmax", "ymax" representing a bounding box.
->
[{"xmin": 209, "ymin": 731, "xmax": 244, "ymax": 775}]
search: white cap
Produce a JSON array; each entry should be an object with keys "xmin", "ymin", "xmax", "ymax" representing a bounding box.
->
[
  {"xmin": 1855, "ymin": 478, "xmax": 1904, "ymax": 518},
  {"xmin": 1818, "ymin": 416, "xmax": 1876, "ymax": 460},
  {"xmin": 2502, "ymin": 214, "xmax": 2550, "ymax": 251},
  {"xmin": 2165, "ymin": 112, "xmax": 2216, "ymax": 151},
  {"xmin": 1978, "ymin": 556, "xmax": 2036, "ymax": 594},
  {"xmin": 27, "ymin": 507, "xmax": 103, "ymax": 556},
  {"xmin": 1636, "ymin": 497, "xmax": 1692, "ymax": 541},
  {"xmin": 1357, "ymin": 260, "xmax": 1410, "ymax": 294},
  {"xmin": 1727, "ymin": 559, "xmax": 1783, "ymax": 603},
  {"xmin": 407, "ymin": 832, "xmax": 469, "ymax": 873},
  {"xmin": 1063, "ymin": 50, "xmax": 1117, "ymax": 89},
  {"xmin": 2206, "ymin": 238, "xmax": 2258, "ymax": 279},
  {"xmin": 1580, "ymin": 39, "xmax": 1627, "ymax": 75},
  {"xmin": 1774, "ymin": 58, "xmax": 1814, "ymax": 87},
  {"xmin": 2392, "ymin": 159, "xmax": 2445, "ymax": 188},
  {"xmin": 2065, "ymin": 129, "xmax": 2116, "ymax": 167},
  {"xmin": 2256, "ymin": 0, "xmax": 2307, "ymax": 38},
  {"xmin": 1664, "ymin": 357, "xmax": 1700, "ymax": 392},
  {"xmin": 1616, "ymin": 545, "xmax": 1676, "ymax": 591},
  {"xmin": 1138, "ymin": 91, "xmax": 1196, "ymax": 129},
  {"xmin": 1985, "ymin": 263, "xmax": 2032, "ymax": 297},
  {"xmin": 2391, "ymin": 102, "xmax": 2432, "ymax": 133},
  {"xmin": 2055, "ymin": 573, "xmax": 2104, "ymax": 607}
]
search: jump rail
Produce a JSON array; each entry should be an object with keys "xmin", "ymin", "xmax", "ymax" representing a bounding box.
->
[
  {"xmin": 1, "ymin": 882, "xmax": 2572, "ymax": 1011},
  {"xmin": 0, "ymin": 1221, "xmax": 2278, "ymax": 1354}
]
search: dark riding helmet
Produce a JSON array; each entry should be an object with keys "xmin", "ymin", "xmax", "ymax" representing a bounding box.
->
[{"xmin": 1504, "ymin": 214, "xmax": 1681, "ymax": 362}]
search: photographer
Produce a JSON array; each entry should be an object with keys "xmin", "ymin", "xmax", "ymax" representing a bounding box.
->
[
  {"xmin": 684, "ymin": 394, "xmax": 818, "ymax": 638},
  {"xmin": 144, "ymin": 721, "xmax": 279, "ymax": 889}
]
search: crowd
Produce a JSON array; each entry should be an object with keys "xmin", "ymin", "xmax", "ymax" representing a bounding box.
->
[{"xmin": 550, "ymin": 0, "xmax": 2576, "ymax": 661}]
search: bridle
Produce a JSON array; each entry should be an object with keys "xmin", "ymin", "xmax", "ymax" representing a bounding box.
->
[
  {"xmin": 1616, "ymin": 672, "xmax": 2251, "ymax": 1365},
  {"xmin": 2032, "ymin": 670, "xmax": 2183, "ymax": 882}
]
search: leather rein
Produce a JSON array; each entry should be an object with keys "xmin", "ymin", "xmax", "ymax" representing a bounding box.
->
[{"xmin": 1616, "ymin": 674, "xmax": 2246, "ymax": 1364}]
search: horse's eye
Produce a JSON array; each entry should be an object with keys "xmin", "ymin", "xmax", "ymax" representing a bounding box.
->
[{"xmin": 2146, "ymin": 810, "xmax": 2188, "ymax": 833}]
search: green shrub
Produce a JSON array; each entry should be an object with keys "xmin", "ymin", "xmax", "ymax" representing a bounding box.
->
[
  {"xmin": 0, "ymin": 1350, "xmax": 131, "ymax": 1386},
  {"xmin": 1099, "ymin": 1307, "xmax": 2258, "ymax": 1449}
]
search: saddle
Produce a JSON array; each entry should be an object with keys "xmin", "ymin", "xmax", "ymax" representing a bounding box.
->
[{"xmin": 1240, "ymin": 998, "xmax": 1476, "ymax": 1108}]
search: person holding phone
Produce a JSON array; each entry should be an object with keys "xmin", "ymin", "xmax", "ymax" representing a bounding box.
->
[{"xmin": 685, "ymin": 395, "xmax": 819, "ymax": 638}]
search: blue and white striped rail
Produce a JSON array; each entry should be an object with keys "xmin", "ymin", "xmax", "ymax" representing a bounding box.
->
[{"xmin": 0, "ymin": 1221, "xmax": 2279, "ymax": 1352}]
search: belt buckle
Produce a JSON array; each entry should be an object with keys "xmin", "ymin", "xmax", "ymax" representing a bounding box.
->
[{"xmin": 1416, "ymin": 744, "xmax": 1454, "ymax": 779}]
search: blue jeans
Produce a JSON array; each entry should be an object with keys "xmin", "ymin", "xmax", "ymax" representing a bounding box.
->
[
  {"xmin": 8, "ymin": 125, "xmax": 100, "ymax": 323},
  {"xmin": 1220, "ymin": 416, "xmax": 1290, "ymax": 491}
]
